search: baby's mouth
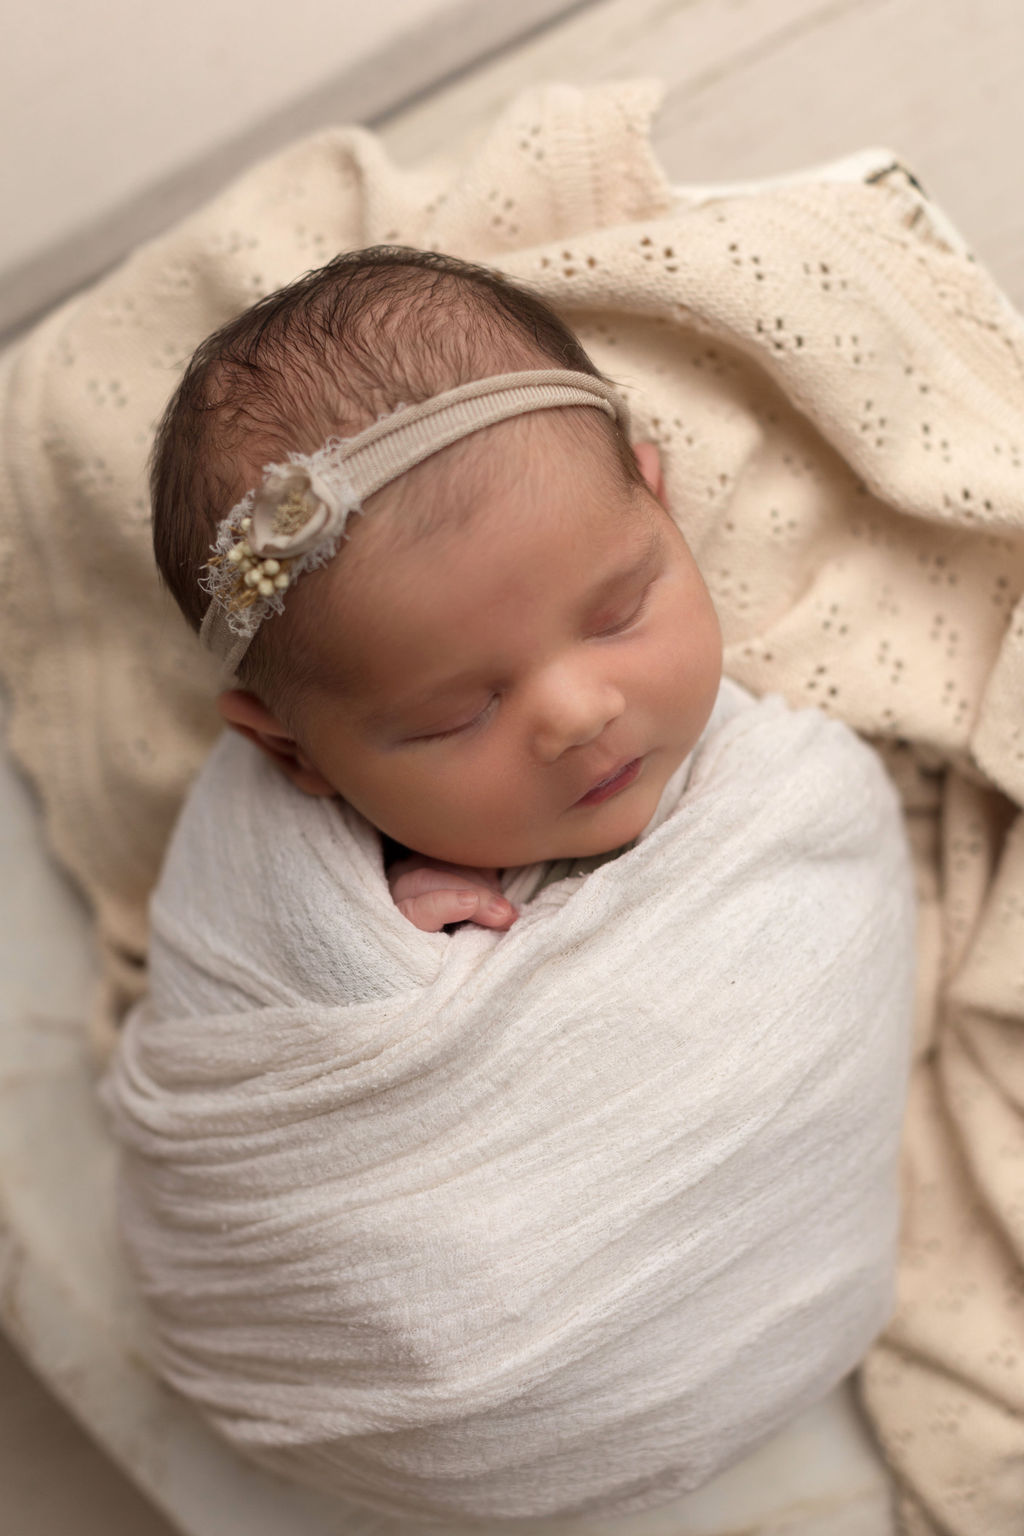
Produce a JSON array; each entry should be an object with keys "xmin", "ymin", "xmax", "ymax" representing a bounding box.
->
[{"xmin": 573, "ymin": 756, "xmax": 644, "ymax": 807}]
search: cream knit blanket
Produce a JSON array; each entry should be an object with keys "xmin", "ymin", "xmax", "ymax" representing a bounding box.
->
[
  {"xmin": 102, "ymin": 678, "xmax": 916, "ymax": 1522},
  {"xmin": 2, "ymin": 79, "xmax": 1024, "ymax": 1531}
]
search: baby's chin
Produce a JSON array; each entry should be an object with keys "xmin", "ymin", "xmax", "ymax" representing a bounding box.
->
[{"xmin": 424, "ymin": 798, "xmax": 660, "ymax": 872}]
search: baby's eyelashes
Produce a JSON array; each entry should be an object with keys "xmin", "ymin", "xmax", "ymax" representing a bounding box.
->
[
  {"xmin": 591, "ymin": 582, "xmax": 654, "ymax": 637},
  {"xmin": 411, "ymin": 694, "xmax": 499, "ymax": 744}
]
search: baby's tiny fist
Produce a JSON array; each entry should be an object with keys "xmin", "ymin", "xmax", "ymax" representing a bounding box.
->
[{"xmin": 386, "ymin": 855, "xmax": 517, "ymax": 932}]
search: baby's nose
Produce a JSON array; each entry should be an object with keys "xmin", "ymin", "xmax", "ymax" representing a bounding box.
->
[{"xmin": 530, "ymin": 671, "xmax": 626, "ymax": 762}]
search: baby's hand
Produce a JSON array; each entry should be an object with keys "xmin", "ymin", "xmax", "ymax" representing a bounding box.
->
[{"xmin": 387, "ymin": 855, "xmax": 518, "ymax": 933}]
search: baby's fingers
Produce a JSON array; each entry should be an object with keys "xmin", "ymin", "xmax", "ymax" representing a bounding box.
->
[
  {"xmin": 462, "ymin": 891, "xmax": 518, "ymax": 930},
  {"xmin": 396, "ymin": 889, "xmax": 517, "ymax": 933}
]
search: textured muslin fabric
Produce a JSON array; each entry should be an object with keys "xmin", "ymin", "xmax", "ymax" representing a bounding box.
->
[
  {"xmin": 2, "ymin": 79, "xmax": 1024, "ymax": 1530},
  {"xmin": 101, "ymin": 679, "xmax": 916, "ymax": 1521}
]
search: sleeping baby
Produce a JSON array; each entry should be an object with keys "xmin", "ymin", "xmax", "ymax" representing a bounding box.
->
[
  {"xmin": 154, "ymin": 244, "xmax": 724, "ymax": 929},
  {"xmin": 102, "ymin": 246, "xmax": 917, "ymax": 1526}
]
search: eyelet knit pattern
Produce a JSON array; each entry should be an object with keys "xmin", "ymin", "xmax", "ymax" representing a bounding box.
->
[{"xmin": 1, "ymin": 79, "xmax": 1023, "ymax": 1533}]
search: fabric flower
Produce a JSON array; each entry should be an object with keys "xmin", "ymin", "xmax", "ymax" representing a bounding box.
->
[{"xmin": 249, "ymin": 464, "xmax": 342, "ymax": 558}]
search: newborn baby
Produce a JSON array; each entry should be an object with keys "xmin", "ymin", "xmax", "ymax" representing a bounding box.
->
[
  {"xmin": 106, "ymin": 245, "xmax": 917, "ymax": 1524},
  {"xmin": 153, "ymin": 244, "xmax": 721, "ymax": 924}
]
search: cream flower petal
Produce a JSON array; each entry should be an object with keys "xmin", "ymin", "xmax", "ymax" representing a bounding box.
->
[{"xmin": 249, "ymin": 466, "xmax": 342, "ymax": 558}]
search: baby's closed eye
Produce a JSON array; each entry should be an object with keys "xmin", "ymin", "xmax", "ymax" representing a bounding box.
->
[{"xmin": 413, "ymin": 695, "xmax": 500, "ymax": 743}]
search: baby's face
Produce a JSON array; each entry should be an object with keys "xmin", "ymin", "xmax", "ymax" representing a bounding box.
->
[{"xmin": 270, "ymin": 421, "xmax": 722, "ymax": 868}]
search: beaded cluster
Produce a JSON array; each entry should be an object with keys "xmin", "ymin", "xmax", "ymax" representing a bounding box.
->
[
  {"xmin": 199, "ymin": 457, "xmax": 359, "ymax": 642},
  {"xmin": 206, "ymin": 514, "xmax": 291, "ymax": 606}
]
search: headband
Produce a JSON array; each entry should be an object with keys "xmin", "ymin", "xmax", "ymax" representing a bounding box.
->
[{"xmin": 198, "ymin": 369, "xmax": 631, "ymax": 674}]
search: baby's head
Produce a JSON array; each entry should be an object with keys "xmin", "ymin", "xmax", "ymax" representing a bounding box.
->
[{"xmin": 152, "ymin": 247, "xmax": 722, "ymax": 867}]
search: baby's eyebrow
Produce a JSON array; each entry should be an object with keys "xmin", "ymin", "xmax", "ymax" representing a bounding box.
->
[
  {"xmin": 362, "ymin": 519, "xmax": 665, "ymax": 731},
  {"xmin": 586, "ymin": 519, "xmax": 663, "ymax": 608}
]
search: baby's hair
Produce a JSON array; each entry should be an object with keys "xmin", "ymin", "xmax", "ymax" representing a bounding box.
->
[{"xmin": 150, "ymin": 246, "xmax": 642, "ymax": 708}]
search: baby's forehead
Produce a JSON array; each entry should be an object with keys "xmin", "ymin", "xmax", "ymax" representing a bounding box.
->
[
  {"xmin": 283, "ymin": 408, "xmax": 650, "ymax": 698},
  {"xmin": 337, "ymin": 482, "xmax": 649, "ymax": 636},
  {"xmin": 376, "ymin": 406, "xmax": 634, "ymax": 537},
  {"xmin": 353, "ymin": 427, "xmax": 640, "ymax": 583}
]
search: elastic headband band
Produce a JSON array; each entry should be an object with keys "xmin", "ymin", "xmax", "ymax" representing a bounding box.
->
[{"xmin": 198, "ymin": 369, "xmax": 631, "ymax": 674}]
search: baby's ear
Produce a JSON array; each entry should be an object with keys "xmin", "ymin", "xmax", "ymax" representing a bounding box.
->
[
  {"xmin": 216, "ymin": 690, "xmax": 336, "ymax": 797},
  {"xmin": 633, "ymin": 441, "xmax": 666, "ymax": 505}
]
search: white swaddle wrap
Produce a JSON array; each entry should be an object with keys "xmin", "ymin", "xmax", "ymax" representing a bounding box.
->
[{"xmin": 102, "ymin": 679, "xmax": 916, "ymax": 1523}]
